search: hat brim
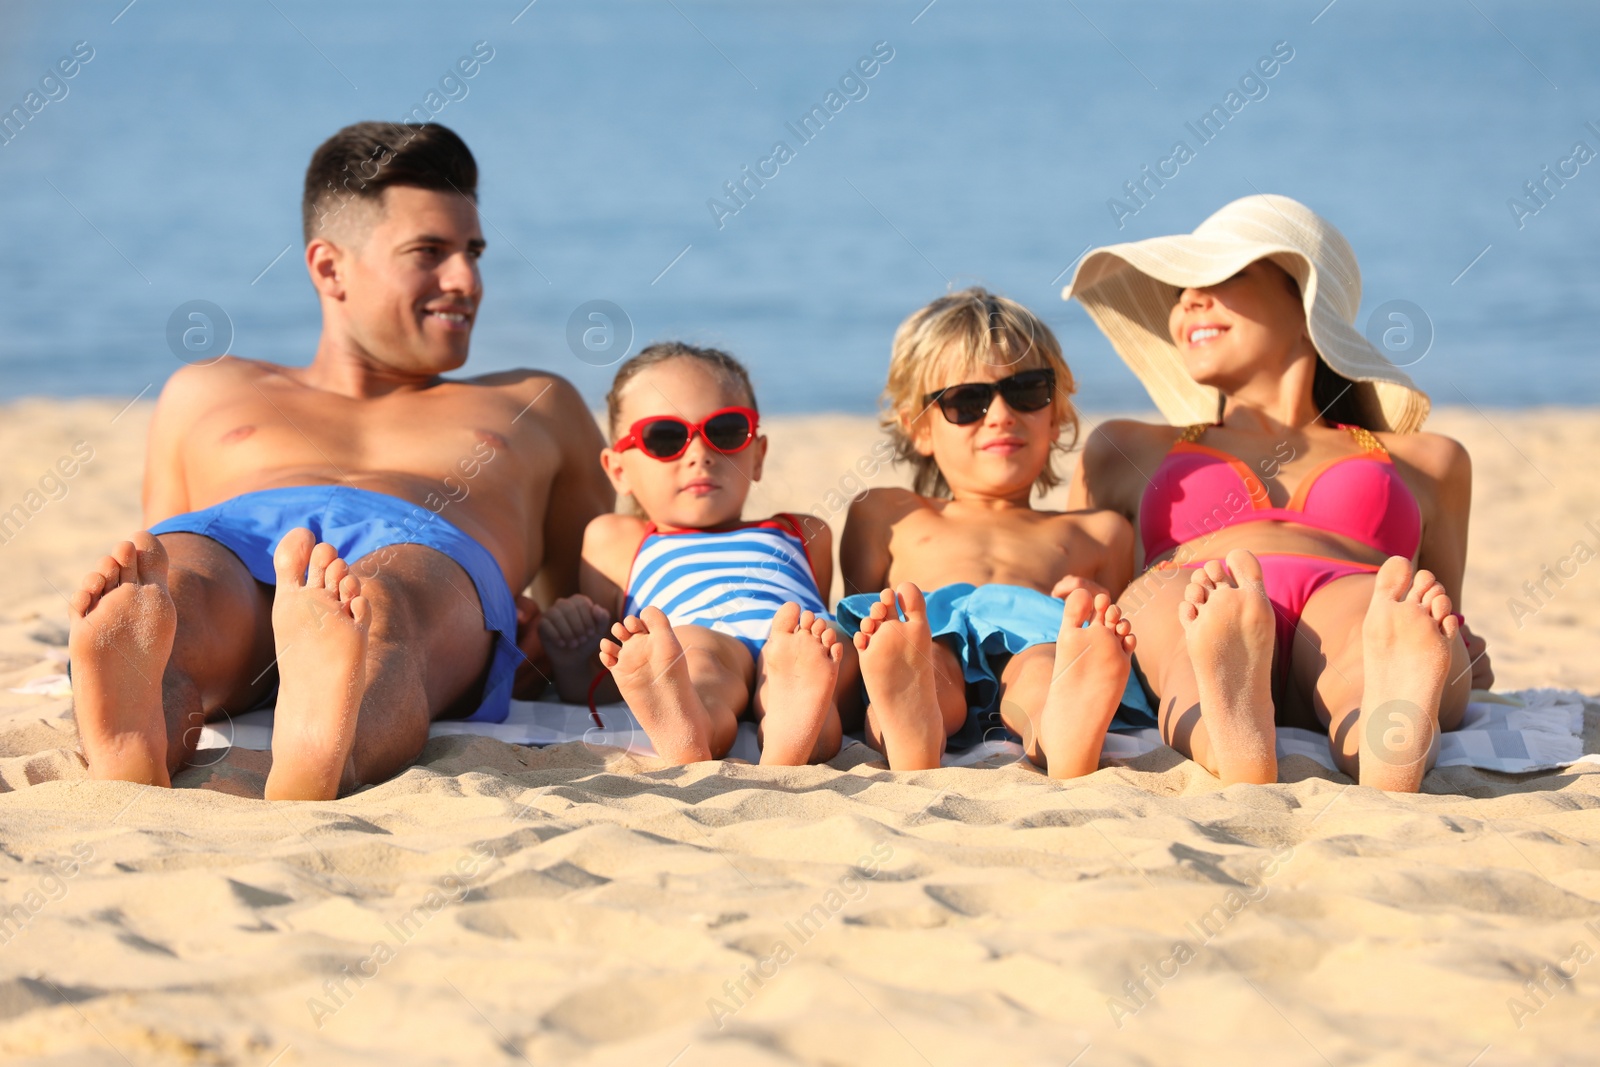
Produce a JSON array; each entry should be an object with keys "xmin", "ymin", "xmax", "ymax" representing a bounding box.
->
[{"xmin": 1063, "ymin": 233, "xmax": 1429, "ymax": 433}]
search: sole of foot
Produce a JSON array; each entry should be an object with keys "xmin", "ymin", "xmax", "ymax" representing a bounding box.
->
[
  {"xmin": 756, "ymin": 603, "xmax": 843, "ymax": 766},
  {"xmin": 67, "ymin": 531, "xmax": 177, "ymax": 786},
  {"xmin": 854, "ymin": 583, "xmax": 944, "ymax": 771},
  {"xmin": 1179, "ymin": 548, "xmax": 1278, "ymax": 785},
  {"xmin": 1040, "ymin": 589, "xmax": 1136, "ymax": 779},
  {"xmin": 263, "ymin": 529, "xmax": 371, "ymax": 802},
  {"xmin": 1357, "ymin": 556, "xmax": 1456, "ymax": 792},
  {"xmin": 599, "ymin": 606, "xmax": 716, "ymax": 764}
]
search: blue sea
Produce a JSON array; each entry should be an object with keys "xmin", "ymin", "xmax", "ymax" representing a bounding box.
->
[{"xmin": 1, "ymin": 0, "xmax": 1596, "ymax": 413}]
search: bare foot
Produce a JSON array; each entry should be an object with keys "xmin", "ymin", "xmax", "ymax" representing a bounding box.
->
[
  {"xmin": 264, "ymin": 530, "xmax": 371, "ymax": 802},
  {"xmin": 755, "ymin": 604, "xmax": 843, "ymax": 766},
  {"xmin": 1178, "ymin": 549, "xmax": 1278, "ymax": 785},
  {"xmin": 1039, "ymin": 590, "xmax": 1136, "ymax": 779},
  {"xmin": 854, "ymin": 584, "xmax": 944, "ymax": 770},
  {"xmin": 599, "ymin": 606, "xmax": 715, "ymax": 764},
  {"xmin": 67, "ymin": 532, "xmax": 177, "ymax": 786},
  {"xmin": 1357, "ymin": 556, "xmax": 1457, "ymax": 792},
  {"xmin": 538, "ymin": 594, "xmax": 612, "ymax": 704}
]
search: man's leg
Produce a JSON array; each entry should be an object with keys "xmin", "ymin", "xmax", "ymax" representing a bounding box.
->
[
  {"xmin": 68, "ymin": 531, "xmax": 275, "ymax": 785},
  {"xmin": 264, "ymin": 535, "xmax": 495, "ymax": 800}
]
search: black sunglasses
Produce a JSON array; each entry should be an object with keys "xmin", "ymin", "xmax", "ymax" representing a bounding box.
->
[{"xmin": 923, "ymin": 368, "xmax": 1056, "ymax": 426}]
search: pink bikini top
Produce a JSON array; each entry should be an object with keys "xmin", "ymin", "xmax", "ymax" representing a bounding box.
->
[{"xmin": 1139, "ymin": 423, "xmax": 1422, "ymax": 561}]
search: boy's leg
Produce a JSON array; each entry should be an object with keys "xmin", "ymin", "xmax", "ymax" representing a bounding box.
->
[
  {"xmin": 68, "ymin": 531, "xmax": 276, "ymax": 786},
  {"xmin": 600, "ymin": 608, "xmax": 751, "ymax": 763},
  {"xmin": 855, "ymin": 585, "xmax": 966, "ymax": 770},
  {"xmin": 752, "ymin": 604, "xmax": 844, "ymax": 766},
  {"xmin": 998, "ymin": 589, "xmax": 1135, "ymax": 780}
]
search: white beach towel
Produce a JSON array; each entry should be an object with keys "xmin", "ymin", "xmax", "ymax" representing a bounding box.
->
[{"xmin": 11, "ymin": 675, "xmax": 1592, "ymax": 775}]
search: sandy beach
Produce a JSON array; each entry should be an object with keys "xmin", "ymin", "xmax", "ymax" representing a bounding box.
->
[{"xmin": 0, "ymin": 399, "xmax": 1596, "ymax": 1066}]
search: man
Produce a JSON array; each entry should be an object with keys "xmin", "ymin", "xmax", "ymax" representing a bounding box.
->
[{"xmin": 66, "ymin": 122, "xmax": 612, "ymax": 800}]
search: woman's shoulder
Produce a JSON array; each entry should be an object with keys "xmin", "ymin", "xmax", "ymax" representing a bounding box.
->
[
  {"xmin": 1084, "ymin": 417, "xmax": 1186, "ymax": 453},
  {"xmin": 1380, "ymin": 429, "xmax": 1470, "ymax": 479},
  {"xmin": 1079, "ymin": 418, "xmax": 1186, "ymax": 485}
]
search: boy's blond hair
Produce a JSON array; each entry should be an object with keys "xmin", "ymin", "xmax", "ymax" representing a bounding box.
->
[{"xmin": 882, "ymin": 287, "xmax": 1079, "ymax": 498}]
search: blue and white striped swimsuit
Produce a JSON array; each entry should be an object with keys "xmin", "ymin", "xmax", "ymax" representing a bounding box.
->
[{"xmin": 622, "ymin": 515, "xmax": 830, "ymax": 659}]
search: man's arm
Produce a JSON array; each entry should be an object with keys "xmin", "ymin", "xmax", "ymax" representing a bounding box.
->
[
  {"xmin": 141, "ymin": 365, "xmax": 205, "ymax": 525},
  {"xmin": 528, "ymin": 377, "xmax": 614, "ymax": 605}
]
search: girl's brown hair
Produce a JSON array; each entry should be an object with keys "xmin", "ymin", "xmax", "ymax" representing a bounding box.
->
[
  {"xmin": 604, "ymin": 341, "xmax": 757, "ymax": 439},
  {"xmin": 883, "ymin": 287, "xmax": 1078, "ymax": 498}
]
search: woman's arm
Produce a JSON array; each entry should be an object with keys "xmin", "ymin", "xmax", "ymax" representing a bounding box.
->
[
  {"xmin": 1405, "ymin": 433, "xmax": 1493, "ymax": 687},
  {"xmin": 1068, "ymin": 420, "xmax": 1157, "ymax": 523},
  {"xmin": 1406, "ymin": 434, "xmax": 1473, "ymax": 605}
]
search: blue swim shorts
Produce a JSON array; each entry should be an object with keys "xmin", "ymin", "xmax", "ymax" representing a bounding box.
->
[
  {"xmin": 150, "ymin": 485, "xmax": 521, "ymax": 723},
  {"xmin": 837, "ymin": 583, "xmax": 1158, "ymax": 750}
]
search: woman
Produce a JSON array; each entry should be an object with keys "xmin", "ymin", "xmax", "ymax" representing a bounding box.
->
[{"xmin": 1063, "ymin": 194, "xmax": 1490, "ymax": 792}]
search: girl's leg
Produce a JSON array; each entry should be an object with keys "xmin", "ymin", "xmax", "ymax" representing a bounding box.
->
[
  {"xmin": 753, "ymin": 604, "xmax": 844, "ymax": 766},
  {"xmin": 997, "ymin": 590, "xmax": 1135, "ymax": 779},
  {"xmin": 1116, "ymin": 553, "xmax": 1277, "ymax": 783},
  {"xmin": 600, "ymin": 608, "xmax": 751, "ymax": 763},
  {"xmin": 1290, "ymin": 556, "xmax": 1467, "ymax": 792}
]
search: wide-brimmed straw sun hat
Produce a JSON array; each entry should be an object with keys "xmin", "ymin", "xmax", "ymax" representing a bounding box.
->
[{"xmin": 1062, "ymin": 194, "xmax": 1430, "ymax": 433}]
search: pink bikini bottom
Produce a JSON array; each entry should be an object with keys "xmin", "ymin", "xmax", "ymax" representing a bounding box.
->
[{"xmin": 1172, "ymin": 552, "xmax": 1380, "ymax": 681}]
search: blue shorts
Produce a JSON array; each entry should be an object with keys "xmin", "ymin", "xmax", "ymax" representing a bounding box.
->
[
  {"xmin": 150, "ymin": 486, "xmax": 521, "ymax": 723},
  {"xmin": 837, "ymin": 583, "xmax": 1158, "ymax": 750}
]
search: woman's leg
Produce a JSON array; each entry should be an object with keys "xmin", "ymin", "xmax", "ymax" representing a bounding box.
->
[
  {"xmin": 1116, "ymin": 552, "xmax": 1278, "ymax": 784},
  {"xmin": 1290, "ymin": 557, "xmax": 1467, "ymax": 792}
]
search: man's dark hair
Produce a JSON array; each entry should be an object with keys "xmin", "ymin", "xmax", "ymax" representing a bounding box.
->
[{"xmin": 301, "ymin": 121, "xmax": 477, "ymax": 243}]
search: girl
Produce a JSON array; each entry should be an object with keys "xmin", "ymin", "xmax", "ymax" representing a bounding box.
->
[{"xmin": 538, "ymin": 342, "xmax": 857, "ymax": 766}]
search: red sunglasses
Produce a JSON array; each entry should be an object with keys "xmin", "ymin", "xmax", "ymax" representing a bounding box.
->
[{"xmin": 613, "ymin": 406, "xmax": 759, "ymax": 461}]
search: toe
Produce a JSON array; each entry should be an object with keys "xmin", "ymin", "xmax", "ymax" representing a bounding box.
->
[
  {"xmin": 273, "ymin": 529, "xmax": 317, "ymax": 589},
  {"xmin": 306, "ymin": 542, "xmax": 338, "ymax": 590},
  {"xmin": 894, "ymin": 582, "xmax": 927, "ymax": 622},
  {"xmin": 132, "ymin": 531, "xmax": 169, "ymax": 584},
  {"xmin": 1373, "ymin": 555, "xmax": 1412, "ymax": 602},
  {"xmin": 350, "ymin": 595, "xmax": 372, "ymax": 633},
  {"xmin": 111, "ymin": 540, "xmax": 140, "ymax": 584},
  {"xmin": 325, "ymin": 558, "xmax": 350, "ymax": 592},
  {"xmin": 772, "ymin": 602, "xmax": 802, "ymax": 635},
  {"xmin": 338, "ymin": 574, "xmax": 361, "ymax": 603},
  {"xmin": 1223, "ymin": 548, "xmax": 1264, "ymax": 588},
  {"xmin": 639, "ymin": 607, "xmax": 669, "ymax": 631},
  {"xmin": 1061, "ymin": 587, "xmax": 1095, "ymax": 629},
  {"xmin": 1409, "ymin": 568, "xmax": 1438, "ymax": 603},
  {"xmin": 1201, "ymin": 559, "xmax": 1228, "ymax": 586}
]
